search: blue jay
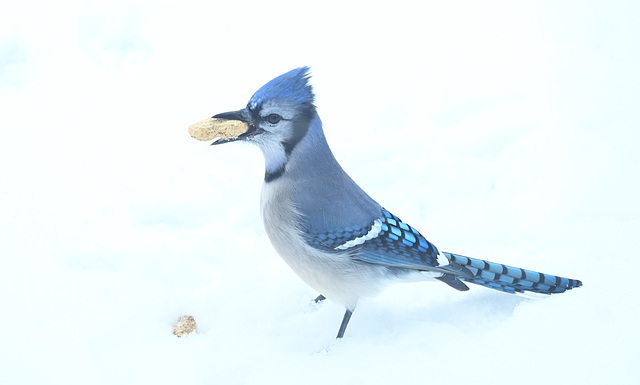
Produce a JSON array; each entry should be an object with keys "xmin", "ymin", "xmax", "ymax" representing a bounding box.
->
[{"xmin": 199, "ymin": 67, "xmax": 582, "ymax": 338}]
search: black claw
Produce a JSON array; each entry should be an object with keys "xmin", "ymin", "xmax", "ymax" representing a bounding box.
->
[{"xmin": 314, "ymin": 294, "xmax": 326, "ymax": 303}]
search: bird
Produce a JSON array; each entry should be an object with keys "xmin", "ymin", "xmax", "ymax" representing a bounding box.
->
[{"xmin": 198, "ymin": 67, "xmax": 582, "ymax": 338}]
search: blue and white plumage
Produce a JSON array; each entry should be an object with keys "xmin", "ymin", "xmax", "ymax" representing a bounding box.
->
[{"xmin": 203, "ymin": 67, "xmax": 582, "ymax": 338}]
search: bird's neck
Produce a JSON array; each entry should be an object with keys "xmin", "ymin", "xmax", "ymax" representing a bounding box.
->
[
  {"xmin": 260, "ymin": 140, "xmax": 288, "ymax": 182},
  {"xmin": 261, "ymin": 112, "xmax": 332, "ymax": 183}
]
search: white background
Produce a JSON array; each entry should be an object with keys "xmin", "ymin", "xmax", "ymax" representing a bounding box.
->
[{"xmin": 1, "ymin": 1, "xmax": 638, "ymax": 383}]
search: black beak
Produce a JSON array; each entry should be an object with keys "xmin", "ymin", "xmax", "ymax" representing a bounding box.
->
[
  {"xmin": 212, "ymin": 108, "xmax": 252, "ymax": 122},
  {"xmin": 210, "ymin": 108, "xmax": 256, "ymax": 145}
]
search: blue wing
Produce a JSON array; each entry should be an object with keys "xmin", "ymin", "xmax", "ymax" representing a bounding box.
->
[
  {"xmin": 303, "ymin": 208, "xmax": 441, "ymax": 270},
  {"xmin": 302, "ymin": 209, "xmax": 582, "ymax": 294}
]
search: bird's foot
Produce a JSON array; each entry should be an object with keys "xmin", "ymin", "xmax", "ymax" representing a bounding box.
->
[{"xmin": 313, "ymin": 294, "xmax": 326, "ymax": 303}]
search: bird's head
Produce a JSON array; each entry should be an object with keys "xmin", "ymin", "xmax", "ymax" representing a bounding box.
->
[
  {"xmin": 190, "ymin": 67, "xmax": 317, "ymax": 180},
  {"xmin": 208, "ymin": 67, "xmax": 315, "ymax": 145}
]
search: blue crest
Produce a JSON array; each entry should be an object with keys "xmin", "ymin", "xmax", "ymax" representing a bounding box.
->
[{"xmin": 247, "ymin": 67, "xmax": 315, "ymax": 112}]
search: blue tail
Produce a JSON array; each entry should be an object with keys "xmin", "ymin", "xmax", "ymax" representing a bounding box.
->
[{"xmin": 442, "ymin": 252, "xmax": 582, "ymax": 294}]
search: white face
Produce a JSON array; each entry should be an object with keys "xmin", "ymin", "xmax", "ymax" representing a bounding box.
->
[
  {"xmin": 249, "ymin": 99, "xmax": 306, "ymax": 175},
  {"xmin": 256, "ymin": 100, "xmax": 297, "ymax": 132}
]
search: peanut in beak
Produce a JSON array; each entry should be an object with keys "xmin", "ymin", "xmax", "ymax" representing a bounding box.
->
[{"xmin": 188, "ymin": 118, "xmax": 249, "ymax": 141}]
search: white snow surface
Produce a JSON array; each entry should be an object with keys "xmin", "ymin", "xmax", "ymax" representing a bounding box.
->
[{"xmin": 1, "ymin": 1, "xmax": 638, "ymax": 384}]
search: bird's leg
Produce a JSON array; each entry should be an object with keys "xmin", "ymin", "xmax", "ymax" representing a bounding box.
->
[
  {"xmin": 313, "ymin": 294, "xmax": 326, "ymax": 303},
  {"xmin": 336, "ymin": 309, "xmax": 353, "ymax": 339}
]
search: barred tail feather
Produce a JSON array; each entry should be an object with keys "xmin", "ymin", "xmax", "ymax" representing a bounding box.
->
[{"xmin": 442, "ymin": 252, "xmax": 582, "ymax": 294}]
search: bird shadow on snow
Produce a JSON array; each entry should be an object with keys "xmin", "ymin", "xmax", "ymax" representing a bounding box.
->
[
  {"xmin": 277, "ymin": 283, "xmax": 532, "ymax": 353},
  {"xmin": 338, "ymin": 287, "xmax": 529, "ymax": 342}
]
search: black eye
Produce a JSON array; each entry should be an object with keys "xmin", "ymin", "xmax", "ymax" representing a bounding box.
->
[{"xmin": 267, "ymin": 114, "xmax": 282, "ymax": 124}]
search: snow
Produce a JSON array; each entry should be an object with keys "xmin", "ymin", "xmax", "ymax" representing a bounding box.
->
[{"xmin": 1, "ymin": 1, "xmax": 638, "ymax": 384}]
